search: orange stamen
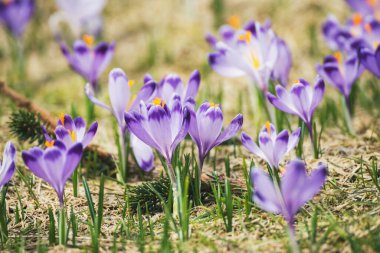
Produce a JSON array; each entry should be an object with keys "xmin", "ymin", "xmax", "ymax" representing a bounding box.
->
[
  {"xmin": 82, "ymin": 34, "xmax": 94, "ymax": 47},
  {"xmin": 365, "ymin": 23, "xmax": 373, "ymax": 33},
  {"xmin": 45, "ymin": 140, "xmax": 55, "ymax": 148},
  {"xmin": 265, "ymin": 121, "xmax": 271, "ymax": 134},
  {"xmin": 367, "ymin": 0, "xmax": 377, "ymax": 7},
  {"xmin": 228, "ymin": 15, "xmax": 241, "ymax": 29},
  {"xmin": 333, "ymin": 52, "xmax": 342, "ymax": 63},
  {"xmin": 352, "ymin": 13, "xmax": 362, "ymax": 26},
  {"xmin": 59, "ymin": 113, "xmax": 65, "ymax": 125},
  {"xmin": 2, "ymin": 0, "xmax": 12, "ymax": 5}
]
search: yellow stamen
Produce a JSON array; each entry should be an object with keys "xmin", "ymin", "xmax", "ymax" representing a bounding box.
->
[
  {"xmin": 239, "ymin": 31, "xmax": 252, "ymax": 43},
  {"xmin": 265, "ymin": 121, "xmax": 271, "ymax": 134},
  {"xmin": 152, "ymin": 97, "xmax": 166, "ymax": 108},
  {"xmin": 59, "ymin": 113, "xmax": 65, "ymax": 125},
  {"xmin": 209, "ymin": 102, "xmax": 219, "ymax": 108},
  {"xmin": 82, "ymin": 34, "xmax": 94, "ymax": 47},
  {"xmin": 293, "ymin": 79, "xmax": 300, "ymax": 84},
  {"xmin": 228, "ymin": 15, "xmax": 241, "ymax": 29},
  {"xmin": 251, "ymin": 53, "xmax": 260, "ymax": 69},
  {"xmin": 352, "ymin": 13, "xmax": 362, "ymax": 26},
  {"xmin": 365, "ymin": 23, "xmax": 373, "ymax": 33},
  {"xmin": 333, "ymin": 51, "xmax": 342, "ymax": 63},
  {"xmin": 128, "ymin": 80, "xmax": 135, "ymax": 87},
  {"xmin": 373, "ymin": 41, "xmax": 380, "ymax": 49},
  {"xmin": 45, "ymin": 140, "xmax": 55, "ymax": 148},
  {"xmin": 68, "ymin": 130, "xmax": 76, "ymax": 141}
]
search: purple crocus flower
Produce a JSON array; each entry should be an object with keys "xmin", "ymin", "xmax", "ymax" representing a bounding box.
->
[
  {"xmin": 251, "ymin": 160, "xmax": 327, "ymax": 250},
  {"xmin": 317, "ymin": 52, "xmax": 362, "ymax": 100},
  {"xmin": 188, "ymin": 101, "xmax": 243, "ymax": 171},
  {"xmin": 241, "ymin": 122, "xmax": 300, "ymax": 169},
  {"xmin": 124, "ymin": 96, "xmax": 190, "ymax": 187},
  {"xmin": 22, "ymin": 141, "xmax": 83, "ymax": 206},
  {"xmin": 0, "ymin": 141, "xmax": 16, "ymax": 190},
  {"xmin": 0, "ymin": 0, "xmax": 34, "ymax": 38},
  {"xmin": 86, "ymin": 68, "xmax": 156, "ymax": 172},
  {"xmin": 42, "ymin": 114, "xmax": 98, "ymax": 149},
  {"xmin": 50, "ymin": 0, "xmax": 106, "ymax": 37},
  {"xmin": 346, "ymin": 0, "xmax": 380, "ymax": 16},
  {"xmin": 272, "ymin": 38, "xmax": 292, "ymax": 86},
  {"xmin": 207, "ymin": 20, "xmax": 285, "ymax": 91},
  {"xmin": 267, "ymin": 78, "xmax": 325, "ymax": 133},
  {"xmin": 359, "ymin": 45, "xmax": 380, "ymax": 77},
  {"xmin": 61, "ymin": 36, "xmax": 115, "ymax": 89},
  {"xmin": 322, "ymin": 16, "xmax": 353, "ymax": 52},
  {"xmin": 149, "ymin": 70, "xmax": 201, "ymax": 108}
]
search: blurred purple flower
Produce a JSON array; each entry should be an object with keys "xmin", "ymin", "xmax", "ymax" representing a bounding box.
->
[
  {"xmin": 346, "ymin": 0, "xmax": 380, "ymax": 16},
  {"xmin": 188, "ymin": 101, "xmax": 243, "ymax": 171},
  {"xmin": 22, "ymin": 141, "xmax": 83, "ymax": 206},
  {"xmin": 50, "ymin": 0, "xmax": 106, "ymax": 37},
  {"xmin": 86, "ymin": 68, "xmax": 156, "ymax": 172},
  {"xmin": 251, "ymin": 159, "xmax": 327, "ymax": 228},
  {"xmin": 42, "ymin": 114, "xmax": 98, "ymax": 149},
  {"xmin": 359, "ymin": 45, "xmax": 380, "ymax": 77},
  {"xmin": 0, "ymin": 141, "xmax": 16, "ymax": 189},
  {"xmin": 207, "ymin": 19, "xmax": 291, "ymax": 90},
  {"xmin": 0, "ymin": 0, "xmax": 34, "ymax": 38},
  {"xmin": 241, "ymin": 122, "xmax": 300, "ymax": 169},
  {"xmin": 61, "ymin": 36, "xmax": 115, "ymax": 89},
  {"xmin": 322, "ymin": 14, "xmax": 380, "ymax": 52},
  {"xmin": 267, "ymin": 78, "xmax": 325, "ymax": 133},
  {"xmin": 317, "ymin": 52, "xmax": 363, "ymax": 99}
]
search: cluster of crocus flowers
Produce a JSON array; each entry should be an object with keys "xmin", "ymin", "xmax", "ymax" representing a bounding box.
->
[
  {"xmin": 60, "ymin": 35, "xmax": 115, "ymax": 89},
  {"xmin": 322, "ymin": 2, "xmax": 380, "ymax": 80},
  {"xmin": 251, "ymin": 160, "xmax": 327, "ymax": 252},
  {"xmin": 42, "ymin": 113, "xmax": 98, "ymax": 149},
  {"xmin": 206, "ymin": 17, "xmax": 292, "ymax": 91},
  {"xmin": 241, "ymin": 122, "xmax": 300, "ymax": 169},
  {"xmin": 86, "ymin": 68, "xmax": 156, "ymax": 174},
  {"xmin": 0, "ymin": 0, "xmax": 34, "ymax": 38},
  {"xmin": 49, "ymin": 0, "xmax": 107, "ymax": 38},
  {"xmin": 267, "ymin": 78, "xmax": 325, "ymax": 157},
  {"xmin": 0, "ymin": 142, "xmax": 16, "ymax": 190},
  {"xmin": 124, "ymin": 96, "xmax": 191, "ymax": 213},
  {"xmin": 22, "ymin": 141, "xmax": 83, "ymax": 207}
]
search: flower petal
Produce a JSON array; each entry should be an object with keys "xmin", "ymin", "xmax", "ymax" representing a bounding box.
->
[
  {"xmin": 214, "ymin": 114, "xmax": 243, "ymax": 146},
  {"xmin": 130, "ymin": 133, "xmax": 154, "ymax": 172}
]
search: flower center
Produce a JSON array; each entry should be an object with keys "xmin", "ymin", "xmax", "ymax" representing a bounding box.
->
[
  {"xmin": 239, "ymin": 31, "xmax": 261, "ymax": 69},
  {"xmin": 152, "ymin": 97, "xmax": 166, "ymax": 108},
  {"xmin": 265, "ymin": 121, "xmax": 271, "ymax": 134},
  {"xmin": 365, "ymin": 23, "xmax": 373, "ymax": 33},
  {"xmin": 333, "ymin": 52, "xmax": 342, "ymax": 63},
  {"xmin": 352, "ymin": 13, "xmax": 362, "ymax": 26},
  {"xmin": 128, "ymin": 80, "xmax": 135, "ymax": 87},
  {"xmin": 82, "ymin": 34, "xmax": 94, "ymax": 47},
  {"xmin": 68, "ymin": 130, "xmax": 76, "ymax": 141},
  {"xmin": 228, "ymin": 15, "xmax": 241, "ymax": 29},
  {"xmin": 59, "ymin": 113, "xmax": 65, "ymax": 125},
  {"xmin": 45, "ymin": 140, "xmax": 55, "ymax": 148},
  {"xmin": 1, "ymin": 0, "xmax": 12, "ymax": 5},
  {"xmin": 209, "ymin": 102, "xmax": 219, "ymax": 108}
]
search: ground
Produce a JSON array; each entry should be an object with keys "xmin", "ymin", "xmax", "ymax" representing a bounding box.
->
[{"xmin": 0, "ymin": 0, "xmax": 379, "ymax": 252}]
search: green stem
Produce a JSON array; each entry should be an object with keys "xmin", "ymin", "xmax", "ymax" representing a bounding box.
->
[
  {"xmin": 342, "ymin": 95, "xmax": 354, "ymax": 135},
  {"xmin": 58, "ymin": 207, "xmax": 66, "ymax": 245},
  {"xmin": 167, "ymin": 161, "xmax": 180, "ymax": 219}
]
